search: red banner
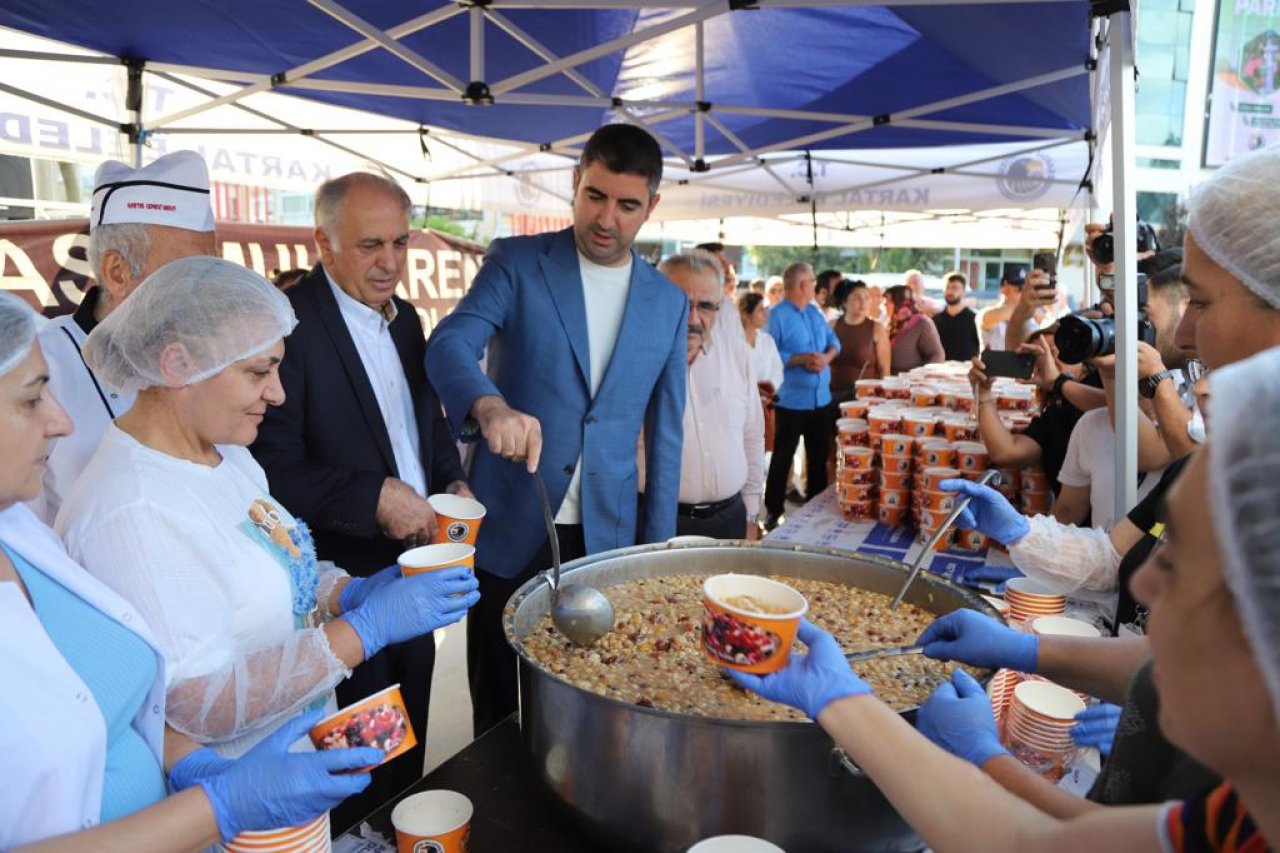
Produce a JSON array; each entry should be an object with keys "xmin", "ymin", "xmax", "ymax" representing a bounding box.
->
[{"xmin": 0, "ymin": 219, "xmax": 485, "ymax": 336}]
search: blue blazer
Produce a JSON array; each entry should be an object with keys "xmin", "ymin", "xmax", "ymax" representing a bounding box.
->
[{"xmin": 425, "ymin": 228, "xmax": 687, "ymax": 579}]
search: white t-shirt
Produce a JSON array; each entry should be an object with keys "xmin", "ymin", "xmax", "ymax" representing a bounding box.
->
[
  {"xmin": 748, "ymin": 330, "xmax": 785, "ymax": 392},
  {"xmin": 555, "ymin": 253, "xmax": 633, "ymax": 524},
  {"xmin": 1057, "ymin": 408, "xmax": 1162, "ymax": 530},
  {"xmin": 57, "ymin": 426, "xmax": 335, "ymax": 757}
]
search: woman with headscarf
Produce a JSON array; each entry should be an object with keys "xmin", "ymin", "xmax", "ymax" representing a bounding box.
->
[
  {"xmin": 54, "ymin": 257, "xmax": 479, "ymax": 763},
  {"xmin": 732, "ymin": 344, "xmax": 1280, "ymax": 850},
  {"xmin": 883, "ymin": 284, "xmax": 944, "ymax": 375},
  {"xmin": 0, "ymin": 291, "xmax": 383, "ymax": 850}
]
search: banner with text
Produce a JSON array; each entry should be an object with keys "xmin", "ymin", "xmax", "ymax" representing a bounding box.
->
[{"xmin": 1204, "ymin": 0, "xmax": 1280, "ymax": 167}]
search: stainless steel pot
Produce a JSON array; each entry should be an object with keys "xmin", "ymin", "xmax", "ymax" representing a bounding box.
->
[{"xmin": 505, "ymin": 540, "xmax": 997, "ymax": 853}]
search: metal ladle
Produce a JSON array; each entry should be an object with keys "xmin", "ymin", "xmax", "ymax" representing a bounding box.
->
[
  {"xmin": 532, "ymin": 469, "xmax": 614, "ymax": 645},
  {"xmin": 889, "ymin": 469, "xmax": 1001, "ymax": 610}
]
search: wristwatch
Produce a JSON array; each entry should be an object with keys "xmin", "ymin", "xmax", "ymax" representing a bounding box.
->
[
  {"xmin": 1051, "ymin": 373, "xmax": 1072, "ymax": 398},
  {"xmin": 1139, "ymin": 369, "xmax": 1174, "ymax": 399}
]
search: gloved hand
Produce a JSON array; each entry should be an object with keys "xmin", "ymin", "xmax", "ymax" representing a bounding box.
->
[
  {"xmin": 916, "ymin": 670, "xmax": 1008, "ymax": 767},
  {"xmin": 201, "ymin": 710, "xmax": 382, "ymax": 840},
  {"xmin": 343, "ymin": 565, "xmax": 479, "ymax": 659},
  {"xmin": 727, "ymin": 620, "xmax": 872, "ymax": 719},
  {"xmin": 917, "ymin": 609, "xmax": 1039, "ymax": 673},
  {"xmin": 938, "ymin": 480, "xmax": 1030, "ymax": 546},
  {"xmin": 1071, "ymin": 702, "xmax": 1122, "ymax": 756},
  {"xmin": 338, "ymin": 564, "xmax": 402, "ymax": 614},
  {"xmin": 168, "ymin": 746, "xmax": 232, "ymax": 793},
  {"xmin": 958, "ymin": 565, "xmax": 1024, "ymax": 587}
]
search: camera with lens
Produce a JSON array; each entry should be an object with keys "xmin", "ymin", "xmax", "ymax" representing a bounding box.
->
[
  {"xmin": 1055, "ymin": 273, "xmax": 1157, "ymax": 362},
  {"xmin": 1090, "ymin": 218, "xmax": 1160, "ymax": 266}
]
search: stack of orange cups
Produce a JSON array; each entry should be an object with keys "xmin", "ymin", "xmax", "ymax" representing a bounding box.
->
[
  {"xmin": 836, "ymin": 417, "xmax": 871, "ymax": 448},
  {"xmin": 1001, "ymin": 681, "xmax": 1086, "ymax": 781},
  {"xmin": 1003, "ymin": 577, "xmax": 1067, "ymax": 623},
  {"xmin": 876, "ymin": 432, "xmax": 913, "ymax": 526},
  {"xmin": 220, "ymin": 814, "xmax": 330, "ymax": 853},
  {"xmin": 837, "ymin": 446, "xmax": 878, "ymax": 520}
]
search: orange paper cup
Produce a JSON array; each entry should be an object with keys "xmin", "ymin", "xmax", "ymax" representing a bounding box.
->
[
  {"xmin": 838, "ymin": 466, "xmax": 877, "ymax": 486},
  {"xmin": 840, "ymin": 499, "xmax": 876, "ymax": 521},
  {"xmin": 921, "ymin": 466, "xmax": 962, "ymax": 491},
  {"xmin": 398, "ymin": 543, "xmax": 475, "ymax": 576},
  {"xmin": 920, "ymin": 490, "xmax": 956, "ymax": 512},
  {"xmin": 428, "ymin": 494, "xmax": 486, "ymax": 545},
  {"xmin": 840, "ymin": 446, "xmax": 877, "ymax": 471},
  {"xmin": 308, "ymin": 684, "xmax": 417, "ymax": 769},
  {"xmin": 954, "ymin": 441, "xmax": 990, "ymax": 472},
  {"xmin": 879, "ymin": 433, "xmax": 914, "ymax": 456},
  {"xmin": 838, "ymin": 482, "xmax": 876, "ymax": 503},
  {"xmin": 878, "ymin": 504, "xmax": 907, "ymax": 526},
  {"xmin": 392, "ymin": 790, "xmax": 473, "ymax": 853},
  {"xmin": 881, "ymin": 453, "xmax": 914, "ymax": 474},
  {"xmin": 702, "ymin": 574, "xmax": 808, "ymax": 674},
  {"xmin": 879, "ymin": 470, "xmax": 912, "ymax": 491}
]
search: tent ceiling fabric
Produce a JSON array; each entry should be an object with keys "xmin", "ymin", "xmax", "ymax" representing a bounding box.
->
[
  {"xmin": 0, "ymin": 0, "xmax": 1092, "ymax": 157},
  {"xmin": 0, "ymin": 1, "xmax": 1097, "ymax": 231}
]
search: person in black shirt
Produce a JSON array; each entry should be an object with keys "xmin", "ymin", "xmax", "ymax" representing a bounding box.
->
[{"xmin": 930, "ymin": 271, "xmax": 981, "ymax": 362}]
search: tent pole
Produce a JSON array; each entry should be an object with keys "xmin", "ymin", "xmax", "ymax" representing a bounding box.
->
[
  {"xmin": 1103, "ymin": 4, "xmax": 1138, "ymax": 516},
  {"xmin": 125, "ymin": 59, "xmax": 144, "ymax": 168}
]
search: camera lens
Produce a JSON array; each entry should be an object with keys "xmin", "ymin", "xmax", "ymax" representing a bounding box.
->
[
  {"xmin": 1092, "ymin": 234, "xmax": 1114, "ymax": 266},
  {"xmin": 1054, "ymin": 315, "xmax": 1116, "ymax": 363}
]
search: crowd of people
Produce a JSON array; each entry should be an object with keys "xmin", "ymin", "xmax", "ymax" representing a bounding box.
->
[{"xmin": 3, "ymin": 118, "xmax": 1277, "ymax": 853}]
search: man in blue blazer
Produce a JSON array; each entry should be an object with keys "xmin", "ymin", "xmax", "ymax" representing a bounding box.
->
[{"xmin": 426, "ymin": 124, "xmax": 688, "ymax": 735}]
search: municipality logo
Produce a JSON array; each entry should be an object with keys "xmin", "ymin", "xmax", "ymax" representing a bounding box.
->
[{"xmin": 996, "ymin": 153, "xmax": 1055, "ymax": 202}]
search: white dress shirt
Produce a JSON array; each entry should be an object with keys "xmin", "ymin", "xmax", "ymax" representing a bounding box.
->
[
  {"xmin": 556, "ymin": 253, "xmax": 633, "ymax": 525},
  {"xmin": 678, "ymin": 320, "xmax": 766, "ymax": 519},
  {"xmin": 327, "ymin": 273, "xmax": 427, "ymax": 498}
]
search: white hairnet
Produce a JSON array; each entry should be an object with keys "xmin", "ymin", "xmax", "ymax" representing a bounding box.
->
[
  {"xmin": 83, "ymin": 257, "xmax": 296, "ymax": 394},
  {"xmin": 0, "ymin": 292, "xmax": 38, "ymax": 379},
  {"xmin": 1207, "ymin": 345, "xmax": 1280, "ymax": 716},
  {"xmin": 1187, "ymin": 143, "xmax": 1280, "ymax": 309}
]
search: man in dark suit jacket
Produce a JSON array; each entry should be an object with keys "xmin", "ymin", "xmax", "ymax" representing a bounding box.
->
[{"xmin": 250, "ymin": 172, "xmax": 470, "ymax": 831}]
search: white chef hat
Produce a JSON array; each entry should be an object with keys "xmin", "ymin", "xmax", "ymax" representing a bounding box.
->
[
  {"xmin": 1206, "ymin": 344, "xmax": 1280, "ymax": 716},
  {"xmin": 0, "ymin": 292, "xmax": 38, "ymax": 379},
  {"xmin": 83, "ymin": 256, "xmax": 296, "ymax": 394},
  {"xmin": 90, "ymin": 150, "xmax": 214, "ymax": 234},
  {"xmin": 1187, "ymin": 143, "xmax": 1280, "ymax": 309}
]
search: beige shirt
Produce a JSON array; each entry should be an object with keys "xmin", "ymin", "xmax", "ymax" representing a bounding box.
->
[{"xmin": 678, "ymin": 321, "xmax": 765, "ymax": 519}]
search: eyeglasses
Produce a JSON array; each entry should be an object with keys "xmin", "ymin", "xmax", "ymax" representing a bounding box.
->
[{"xmin": 692, "ymin": 300, "xmax": 721, "ymax": 314}]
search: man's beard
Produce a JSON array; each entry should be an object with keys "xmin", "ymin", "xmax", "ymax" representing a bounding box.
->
[{"xmin": 945, "ymin": 294, "xmax": 962, "ymax": 306}]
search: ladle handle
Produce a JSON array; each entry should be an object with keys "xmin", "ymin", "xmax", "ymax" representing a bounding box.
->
[
  {"xmin": 889, "ymin": 469, "xmax": 1000, "ymax": 610},
  {"xmin": 531, "ymin": 469, "xmax": 561, "ymax": 592}
]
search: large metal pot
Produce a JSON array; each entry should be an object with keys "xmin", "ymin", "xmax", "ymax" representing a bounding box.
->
[{"xmin": 505, "ymin": 540, "xmax": 997, "ymax": 853}]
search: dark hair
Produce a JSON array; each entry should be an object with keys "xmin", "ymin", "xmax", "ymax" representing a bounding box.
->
[
  {"xmin": 831, "ymin": 278, "xmax": 866, "ymax": 313},
  {"xmin": 945, "ymin": 270, "xmax": 967, "ymax": 287},
  {"xmin": 1140, "ymin": 247, "xmax": 1183, "ymax": 279},
  {"xmin": 695, "ymin": 242, "xmax": 725, "ymax": 254},
  {"xmin": 817, "ymin": 269, "xmax": 843, "ymax": 292},
  {"xmin": 579, "ymin": 124, "xmax": 664, "ymax": 196},
  {"xmin": 885, "ymin": 284, "xmax": 914, "ymax": 313},
  {"xmin": 272, "ymin": 268, "xmax": 309, "ymax": 290},
  {"xmin": 740, "ymin": 291, "xmax": 766, "ymax": 318}
]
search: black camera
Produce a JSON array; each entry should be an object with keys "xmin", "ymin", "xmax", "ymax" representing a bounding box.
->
[
  {"xmin": 1055, "ymin": 314, "xmax": 1158, "ymax": 363},
  {"xmin": 1091, "ymin": 218, "xmax": 1159, "ymax": 266}
]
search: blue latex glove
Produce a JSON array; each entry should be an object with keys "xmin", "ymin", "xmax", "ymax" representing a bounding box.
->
[
  {"xmin": 1071, "ymin": 702, "xmax": 1122, "ymax": 756},
  {"xmin": 201, "ymin": 710, "xmax": 382, "ymax": 840},
  {"xmin": 338, "ymin": 564, "xmax": 402, "ymax": 614},
  {"xmin": 727, "ymin": 619, "xmax": 872, "ymax": 719},
  {"xmin": 959, "ymin": 565, "xmax": 1024, "ymax": 587},
  {"xmin": 168, "ymin": 747, "xmax": 232, "ymax": 793},
  {"xmin": 916, "ymin": 670, "xmax": 1009, "ymax": 767},
  {"xmin": 938, "ymin": 480, "xmax": 1030, "ymax": 546},
  {"xmin": 917, "ymin": 609, "xmax": 1039, "ymax": 673},
  {"xmin": 344, "ymin": 565, "xmax": 479, "ymax": 659}
]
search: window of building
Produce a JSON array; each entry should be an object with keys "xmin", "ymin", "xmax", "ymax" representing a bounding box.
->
[{"xmin": 1135, "ymin": 0, "xmax": 1195, "ymax": 147}]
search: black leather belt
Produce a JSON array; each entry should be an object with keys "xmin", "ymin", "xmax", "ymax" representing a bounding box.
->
[{"xmin": 677, "ymin": 495, "xmax": 738, "ymax": 519}]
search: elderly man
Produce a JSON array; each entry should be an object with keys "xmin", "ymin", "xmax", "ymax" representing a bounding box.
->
[
  {"xmin": 426, "ymin": 123, "xmax": 687, "ymax": 736},
  {"xmin": 659, "ymin": 253, "xmax": 764, "ymax": 539},
  {"xmin": 904, "ymin": 268, "xmax": 942, "ymax": 316},
  {"xmin": 250, "ymin": 171, "xmax": 469, "ymax": 825},
  {"xmin": 34, "ymin": 151, "xmax": 216, "ymax": 523},
  {"xmin": 762, "ymin": 262, "xmax": 840, "ymax": 530}
]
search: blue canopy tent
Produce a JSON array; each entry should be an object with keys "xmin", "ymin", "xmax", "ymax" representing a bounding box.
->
[{"xmin": 0, "ymin": 0, "xmax": 1147, "ymax": 510}]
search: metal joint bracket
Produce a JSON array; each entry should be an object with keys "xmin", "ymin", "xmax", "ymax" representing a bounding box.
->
[
  {"xmin": 797, "ymin": 194, "xmax": 811, "ymax": 203},
  {"xmin": 539, "ymin": 142, "xmax": 553, "ymax": 152},
  {"xmin": 729, "ymin": 0, "xmax": 759, "ymax": 10},
  {"xmin": 1084, "ymin": 130, "xmax": 1097, "ymax": 142},
  {"xmin": 829, "ymin": 748, "xmax": 866, "ymax": 779},
  {"xmin": 696, "ymin": 100, "xmax": 712, "ymax": 113},
  {"xmin": 1085, "ymin": 58, "xmax": 1098, "ymax": 71},
  {"xmin": 678, "ymin": 179, "xmax": 690, "ymax": 185},
  {"xmin": 611, "ymin": 96, "xmax": 624, "ymax": 108},
  {"xmin": 692, "ymin": 158, "xmax": 710, "ymax": 173},
  {"xmin": 463, "ymin": 81, "xmax": 495, "ymax": 105},
  {"xmin": 271, "ymin": 72, "xmax": 288, "ymax": 87},
  {"xmin": 873, "ymin": 113, "xmax": 891, "ymax": 127},
  {"xmin": 459, "ymin": 0, "xmax": 491, "ymax": 6},
  {"xmin": 930, "ymin": 167, "xmax": 944, "ymax": 175},
  {"xmin": 1089, "ymin": 0, "xmax": 1130, "ymax": 18},
  {"xmin": 300, "ymin": 128, "xmax": 315, "ymax": 137}
]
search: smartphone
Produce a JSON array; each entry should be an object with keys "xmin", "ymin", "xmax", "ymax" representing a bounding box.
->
[
  {"xmin": 982, "ymin": 349, "xmax": 1036, "ymax": 380},
  {"xmin": 1032, "ymin": 251, "xmax": 1058, "ymax": 278}
]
